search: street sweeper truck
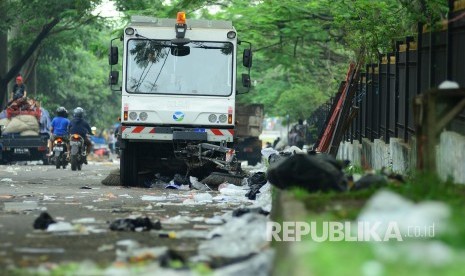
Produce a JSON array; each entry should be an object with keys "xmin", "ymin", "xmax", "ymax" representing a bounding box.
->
[{"xmin": 109, "ymin": 12, "xmax": 252, "ymax": 186}]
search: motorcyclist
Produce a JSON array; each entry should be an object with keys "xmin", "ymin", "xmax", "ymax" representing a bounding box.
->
[
  {"xmin": 47, "ymin": 107, "xmax": 70, "ymax": 156},
  {"xmin": 68, "ymin": 107, "xmax": 92, "ymax": 164}
]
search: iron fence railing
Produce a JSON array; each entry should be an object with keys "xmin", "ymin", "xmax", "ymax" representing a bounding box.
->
[{"xmin": 311, "ymin": 0, "xmax": 465, "ymax": 150}]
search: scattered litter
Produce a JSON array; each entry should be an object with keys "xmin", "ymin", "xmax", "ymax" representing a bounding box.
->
[
  {"xmin": 42, "ymin": 195, "xmax": 56, "ymax": 201},
  {"xmin": 357, "ymin": 190, "xmax": 451, "ymax": 237},
  {"xmin": 372, "ymin": 241, "xmax": 453, "ymax": 267},
  {"xmin": 190, "ymin": 176, "xmax": 212, "ymax": 191},
  {"xmin": 205, "ymin": 217, "xmax": 224, "ymax": 225},
  {"xmin": 33, "ymin": 212, "xmax": 56, "ymax": 230},
  {"xmin": 198, "ymin": 213, "xmax": 268, "ymax": 258},
  {"xmin": 218, "ymin": 184, "xmax": 249, "ymax": 196},
  {"xmin": 80, "ymin": 186, "xmax": 92, "ymax": 189},
  {"xmin": 162, "ymin": 215, "xmax": 190, "ymax": 225},
  {"xmin": 245, "ymin": 172, "xmax": 268, "ymax": 200},
  {"xmin": 211, "ymin": 249, "xmax": 275, "ymax": 276},
  {"xmin": 72, "ymin": 218, "xmax": 96, "ymax": 224},
  {"xmin": 261, "ymin": 147, "xmax": 280, "ymax": 158},
  {"xmin": 47, "ymin": 222, "xmax": 74, "ymax": 232},
  {"xmin": 232, "ymin": 207, "xmax": 269, "ymax": 217},
  {"xmin": 141, "ymin": 195, "xmax": 167, "ymax": 201},
  {"xmin": 190, "ymin": 216, "xmax": 206, "ymax": 222},
  {"xmin": 1, "ymin": 178, "xmax": 13, "ymax": 182},
  {"xmin": 267, "ymin": 153, "xmax": 347, "ymax": 192},
  {"xmin": 0, "ymin": 195, "xmax": 14, "ymax": 199},
  {"xmin": 158, "ymin": 232, "xmax": 177, "ymax": 238},
  {"xmin": 109, "ymin": 217, "xmax": 161, "ymax": 232},
  {"xmin": 438, "ymin": 80, "xmax": 459, "ymax": 89},
  {"xmin": 193, "ymin": 193, "xmax": 213, "ymax": 203}
]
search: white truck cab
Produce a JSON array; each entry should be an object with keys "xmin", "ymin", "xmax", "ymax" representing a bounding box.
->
[{"xmin": 109, "ymin": 12, "xmax": 252, "ymax": 186}]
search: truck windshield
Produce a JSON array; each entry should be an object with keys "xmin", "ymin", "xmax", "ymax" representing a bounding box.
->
[{"xmin": 126, "ymin": 39, "xmax": 234, "ymax": 96}]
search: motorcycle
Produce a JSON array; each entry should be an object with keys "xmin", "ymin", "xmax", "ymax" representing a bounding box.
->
[
  {"xmin": 69, "ymin": 134, "xmax": 86, "ymax": 171},
  {"xmin": 52, "ymin": 136, "xmax": 68, "ymax": 169}
]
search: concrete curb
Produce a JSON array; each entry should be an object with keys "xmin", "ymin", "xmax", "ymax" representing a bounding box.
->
[{"xmin": 271, "ymin": 189, "xmax": 311, "ymax": 276}]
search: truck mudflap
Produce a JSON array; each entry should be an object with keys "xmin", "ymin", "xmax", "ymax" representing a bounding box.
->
[{"xmin": 121, "ymin": 126, "xmax": 234, "ymax": 143}]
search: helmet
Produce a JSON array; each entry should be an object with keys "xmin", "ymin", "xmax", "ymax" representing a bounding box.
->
[
  {"xmin": 56, "ymin": 106, "xmax": 67, "ymax": 117},
  {"xmin": 73, "ymin": 107, "xmax": 84, "ymax": 118}
]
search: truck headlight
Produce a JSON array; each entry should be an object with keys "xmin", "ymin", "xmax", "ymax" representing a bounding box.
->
[
  {"xmin": 125, "ymin": 27, "xmax": 135, "ymax": 35},
  {"xmin": 139, "ymin": 112, "xmax": 148, "ymax": 121},
  {"xmin": 129, "ymin": 112, "xmax": 138, "ymax": 120},
  {"xmin": 227, "ymin": 31, "xmax": 236, "ymax": 39},
  {"xmin": 219, "ymin": 114, "xmax": 227, "ymax": 123},
  {"xmin": 208, "ymin": 114, "xmax": 217, "ymax": 123}
]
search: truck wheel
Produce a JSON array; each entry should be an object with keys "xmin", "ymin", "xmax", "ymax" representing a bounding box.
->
[
  {"xmin": 120, "ymin": 142, "xmax": 138, "ymax": 186},
  {"xmin": 71, "ymin": 155, "xmax": 78, "ymax": 171}
]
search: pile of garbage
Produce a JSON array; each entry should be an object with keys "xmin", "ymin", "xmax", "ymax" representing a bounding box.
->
[
  {"xmin": 0, "ymin": 98, "xmax": 50, "ymax": 136},
  {"xmin": 263, "ymin": 146, "xmax": 405, "ymax": 193}
]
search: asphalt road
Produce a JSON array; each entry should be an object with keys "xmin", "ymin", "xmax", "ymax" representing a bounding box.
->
[{"xmin": 0, "ymin": 160, "xmax": 272, "ymax": 274}]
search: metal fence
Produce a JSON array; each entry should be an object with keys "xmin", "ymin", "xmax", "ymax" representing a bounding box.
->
[{"xmin": 312, "ymin": 0, "xmax": 465, "ymax": 149}]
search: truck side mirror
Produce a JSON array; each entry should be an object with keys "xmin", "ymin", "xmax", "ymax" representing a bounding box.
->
[
  {"xmin": 109, "ymin": 46, "xmax": 119, "ymax": 65},
  {"xmin": 243, "ymin": 49, "xmax": 252, "ymax": 68},
  {"xmin": 242, "ymin": 73, "xmax": 251, "ymax": 88},
  {"xmin": 109, "ymin": 71, "xmax": 119, "ymax": 85}
]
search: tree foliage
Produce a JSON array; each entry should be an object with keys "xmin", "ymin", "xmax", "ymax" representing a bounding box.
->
[{"xmin": 1, "ymin": 0, "xmax": 450, "ymax": 128}]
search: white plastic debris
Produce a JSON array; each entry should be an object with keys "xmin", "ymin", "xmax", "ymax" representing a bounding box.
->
[
  {"xmin": 47, "ymin": 222, "xmax": 74, "ymax": 232},
  {"xmin": 260, "ymin": 148, "xmax": 279, "ymax": 160},
  {"xmin": 42, "ymin": 195, "xmax": 56, "ymax": 201},
  {"xmin": 190, "ymin": 176, "xmax": 211, "ymax": 191},
  {"xmin": 284, "ymin": 145, "xmax": 305, "ymax": 154},
  {"xmin": 205, "ymin": 216, "xmax": 224, "ymax": 225},
  {"xmin": 212, "ymin": 249, "xmax": 275, "ymax": 276},
  {"xmin": 438, "ymin": 80, "xmax": 459, "ymax": 89},
  {"xmin": 72, "ymin": 218, "xmax": 96, "ymax": 224},
  {"xmin": 250, "ymin": 183, "xmax": 272, "ymax": 212},
  {"xmin": 162, "ymin": 215, "xmax": 190, "ymax": 224},
  {"xmin": 198, "ymin": 213, "xmax": 268, "ymax": 258},
  {"xmin": 141, "ymin": 195, "xmax": 167, "ymax": 201},
  {"xmin": 1, "ymin": 178, "xmax": 13, "ymax": 182},
  {"xmin": 218, "ymin": 184, "xmax": 249, "ymax": 196},
  {"xmin": 372, "ymin": 240, "xmax": 453, "ymax": 267},
  {"xmin": 357, "ymin": 190, "xmax": 451, "ymax": 237},
  {"xmin": 193, "ymin": 193, "xmax": 213, "ymax": 203}
]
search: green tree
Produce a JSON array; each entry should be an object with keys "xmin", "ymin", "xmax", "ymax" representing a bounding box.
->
[{"xmin": 0, "ymin": 0, "xmax": 102, "ymax": 108}]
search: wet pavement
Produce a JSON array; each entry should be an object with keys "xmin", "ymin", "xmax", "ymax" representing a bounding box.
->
[{"xmin": 0, "ymin": 160, "xmax": 273, "ymax": 275}]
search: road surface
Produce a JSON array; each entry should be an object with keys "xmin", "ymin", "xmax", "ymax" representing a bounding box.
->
[{"xmin": 0, "ymin": 160, "xmax": 273, "ymax": 275}]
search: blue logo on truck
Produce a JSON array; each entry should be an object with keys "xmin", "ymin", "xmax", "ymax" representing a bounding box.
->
[{"xmin": 173, "ymin": 111, "xmax": 184, "ymax": 122}]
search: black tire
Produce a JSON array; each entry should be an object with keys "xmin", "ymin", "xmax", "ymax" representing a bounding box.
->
[
  {"xmin": 120, "ymin": 142, "xmax": 138, "ymax": 186},
  {"xmin": 71, "ymin": 155, "xmax": 78, "ymax": 171}
]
